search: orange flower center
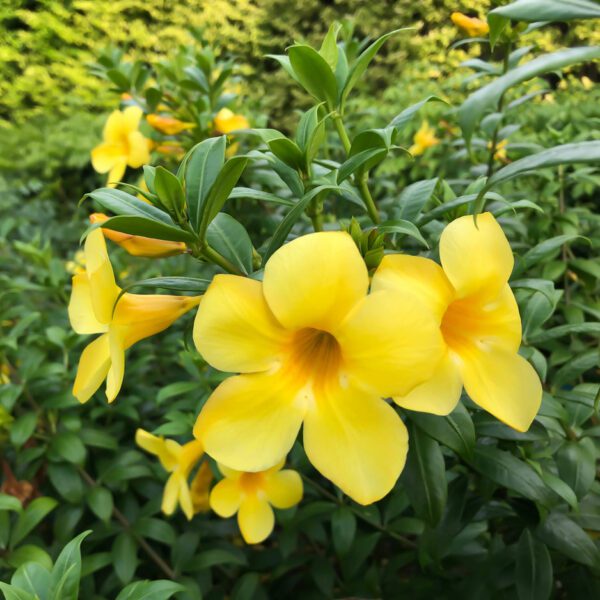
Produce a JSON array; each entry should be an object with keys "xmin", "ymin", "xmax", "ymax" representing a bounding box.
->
[
  {"xmin": 440, "ymin": 298, "xmax": 478, "ymax": 353},
  {"xmin": 239, "ymin": 472, "xmax": 265, "ymax": 494}
]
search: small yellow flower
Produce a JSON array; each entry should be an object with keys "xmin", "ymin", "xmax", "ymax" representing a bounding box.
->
[
  {"xmin": 544, "ymin": 93, "xmax": 555, "ymax": 104},
  {"xmin": 66, "ymin": 250, "xmax": 86, "ymax": 275},
  {"xmin": 190, "ymin": 461, "xmax": 214, "ymax": 514},
  {"xmin": 91, "ymin": 107, "xmax": 151, "ymax": 187},
  {"xmin": 409, "ymin": 121, "xmax": 439, "ymax": 157},
  {"xmin": 213, "ymin": 108, "xmax": 249, "ymax": 135},
  {"xmin": 210, "ymin": 459, "xmax": 303, "ymax": 544},
  {"xmin": 558, "ymin": 79, "xmax": 568, "ymax": 90},
  {"xmin": 581, "ymin": 76, "xmax": 594, "ymax": 90},
  {"xmin": 192, "ymin": 232, "xmax": 445, "ymax": 504},
  {"xmin": 451, "ymin": 12, "xmax": 490, "ymax": 37},
  {"xmin": 135, "ymin": 429, "xmax": 205, "ymax": 520},
  {"xmin": 68, "ymin": 229, "xmax": 201, "ymax": 403},
  {"xmin": 372, "ymin": 213, "xmax": 542, "ymax": 432},
  {"xmin": 0, "ymin": 363, "xmax": 11, "ymax": 385},
  {"xmin": 489, "ymin": 139, "xmax": 508, "ymax": 162},
  {"xmin": 146, "ymin": 114, "xmax": 196, "ymax": 136},
  {"xmin": 89, "ymin": 213, "xmax": 187, "ymax": 258}
]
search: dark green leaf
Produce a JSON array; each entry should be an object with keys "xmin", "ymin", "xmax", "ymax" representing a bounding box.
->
[
  {"xmin": 87, "ymin": 487, "xmax": 113, "ymax": 523},
  {"xmin": 377, "ymin": 220, "xmax": 429, "ymax": 248},
  {"xmin": 206, "ymin": 213, "xmax": 254, "ymax": 275},
  {"xmin": 88, "ymin": 215, "xmax": 195, "ymax": 243},
  {"xmin": 85, "ymin": 188, "xmax": 173, "ymax": 224},
  {"xmin": 115, "ymin": 580, "xmax": 185, "ymax": 600},
  {"xmin": 229, "ymin": 187, "xmax": 294, "ymax": 207},
  {"xmin": 11, "ymin": 497, "xmax": 58, "ymax": 548},
  {"xmin": 516, "ymin": 530, "xmax": 553, "ymax": 600},
  {"xmin": 112, "ymin": 533, "xmax": 138, "ymax": 585},
  {"xmin": 153, "ymin": 167, "xmax": 186, "ymax": 216},
  {"xmin": 556, "ymin": 438, "xmax": 596, "ymax": 499},
  {"xmin": 331, "ymin": 507, "xmax": 356, "ymax": 556}
]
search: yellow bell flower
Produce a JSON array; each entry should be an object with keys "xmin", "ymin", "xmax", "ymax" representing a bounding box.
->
[
  {"xmin": 146, "ymin": 114, "xmax": 196, "ymax": 135},
  {"xmin": 68, "ymin": 229, "xmax": 201, "ymax": 403},
  {"xmin": 451, "ymin": 12, "xmax": 489, "ymax": 37},
  {"xmin": 372, "ymin": 213, "xmax": 542, "ymax": 432},
  {"xmin": 409, "ymin": 121, "xmax": 439, "ymax": 157},
  {"xmin": 213, "ymin": 108, "xmax": 249, "ymax": 135},
  {"xmin": 192, "ymin": 232, "xmax": 445, "ymax": 505},
  {"xmin": 91, "ymin": 106, "xmax": 151, "ymax": 187},
  {"xmin": 135, "ymin": 429, "xmax": 205, "ymax": 520},
  {"xmin": 89, "ymin": 213, "xmax": 187, "ymax": 258},
  {"xmin": 210, "ymin": 459, "xmax": 302, "ymax": 544}
]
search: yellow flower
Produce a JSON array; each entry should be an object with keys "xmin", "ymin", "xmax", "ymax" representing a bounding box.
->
[
  {"xmin": 68, "ymin": 229, "xmax": 201, "ymax": 403},
  {"xmin": 210, "ymin": 459, "xmax": 302, "ymax": 544},
  {"xmin": 544, "ymin": 93, "xmax": 555, "ymax": 104},
  {"xmin": 190, "ymin": 461, "xmax": 214, "ymax": 514},
  {"xmin": 192, "ymin": 232, "xmax": 445, "ymax": 504},
  {"xmin": 581, "ymin": 76, "xmax": 594, "ymax": 90},
  {"xmin": 89, "ymin": 213, "xmax": 187, "ymax": 258},
  {"xmin": 213, "ymin": 108, "xmax": 249, "ymax": 135},
  {"xmin": 91, "ymin": 107, "xmax": 151, "ymax": 187},
  {"xmin": 490, "ymin": 139, "xmax": 508, "ymax": 162},
  {"xmin": 65, "ymin": 250, "xmax": 86, "ymax": 275},
  {"xmin": 451, "ymin": 12, "xmax": 489, "ymax": 37},
  {"xmin": 372, "ymin": 213, "xmax": 542, "ymax": 432},
  {"xmin": 0, "ymin": 363, "xmax": 10, "ymax": 385},
  {"xmin": 409, "ymin": 121, "xmax": 439, "ymax": 157},
  {"xmin": 135, "ymin": 429, "xmax": 205, "ymax": 520},
  {"xmin": 146, "ymin": 114, "xmax": 196, "ymax": 135}
]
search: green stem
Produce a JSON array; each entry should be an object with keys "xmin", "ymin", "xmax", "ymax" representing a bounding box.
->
[
  {"xmin": 202, "ymin": 244, "xmax": 244, "ymax": 275},
  {"xmin": 333, "ymin": 114, "xmax": 351, "ymax": 154},
  {"xmin": 310, "ymin": 212, "xmax": 323, "ymax": 232}
]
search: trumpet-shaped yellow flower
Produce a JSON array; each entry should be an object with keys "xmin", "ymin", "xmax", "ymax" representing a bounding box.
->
[
  {"xmin": 91, "ymin": 107, "xmax": 151, "ymax": 187},
  {"xmin": 135, "ymin": 429, "xmax": 205, "ymax": 520},
  {"xmin": 451, "ymin": 12, "xmax": 489, "ymax": 37},
  {"xmin": 68, "ymin": 229, "xmax": 201, "ymax": 403},
  {"xmin": 193, "ymin": 232, "xmax": 445, "ymax": 504},
  {"xmin": 146, "ymin": 114, "xmax": 196, "ymax": 135},
  {"xmin": 409, "ymin": 121, "xmax": 439, "ymax": 157},
  {"xmin": 213, "ymin": 108, "xmax": 249, "ymax": 135},
  {"xmin": 372, "ymin": 213, "xmax": 542, "ymax": 432},
  {"xmin": 210, "ymin": 459, "xmax": 302, "ymax": 544},
  {"xmin": 89, "ymin": 213, "xmax": 187, "ymax": 258}
]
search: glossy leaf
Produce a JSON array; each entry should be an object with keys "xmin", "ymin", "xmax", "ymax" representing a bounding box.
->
[
  {"xmin": 288, "ymin": 45, "xmax": 338, "ymax": 108},
  {"xmin": 206, "ymin": 213, "xmax": 254, "ymax": 275},
  {"xmin": 516, "ymin": 530, "xmax": 553, "ymax": 600}
]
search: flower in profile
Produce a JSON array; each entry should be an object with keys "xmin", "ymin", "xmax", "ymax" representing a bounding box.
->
[
  {"xmin": 409, "ymin": 121, "xmax": 439, "ymax": 157},
  {"xmin": 213, "ymin": 108, "xmax": 249, "ymax": 135},
  {"xmin": 135, "ymin": 429, "xmax": 206, "ymax": 520},
  {"xmin": 147, "ymin": 114, "xmax": 196, "ymax": 136},
  {"xmin": 68, "ymin": 229, "xmax": 201, "ymax": 403},
  {"xmin": 193, "ymin": 232, "xmax": 445, "ymax": 504},
  {"xmin": 91, "ymin": 106, "xmax": 151, "ymax": 187},
  {"xmin": 210, "ymin": 459, "xmax": 302, "ymax": 544},
  {"xmin": 372, "ymin": 213, "xmax": 542, "ymax": 431},
  {"xmin": 451, "ymin": 12, "xmax": 489, "ymax": 37},
  {"xmin": 89, "ymin": 213, "xmax": 187, "ymax": 258}
]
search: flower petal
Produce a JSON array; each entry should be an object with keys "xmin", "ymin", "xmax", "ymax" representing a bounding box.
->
[
  {"xmin": 106, "ymin": 328, "xmax": 125, "ymax": 403},
  {"xmin": 303, "ymin": 383, "xmax": 408, "ymax": 505},
  {"xmin": 210, "ymin": 478, "xmax": 243, "ymax": 517},
  {"xmin": 440, "ymin": 212, "xmax": 514, "ymax": 300},
  {"xmin": 178, "ymin": 477, "xmax": 194, "ymax": 520},
  {"xmin": 193, "ymin": 373, "xmax": 305, "ymax": 472},
  {"xmin": 121, "ymin": 105, "xmax": 144, "ymax": 133},
  {"xmin": 68, "ymin": 273, "xmax": 108, "ymax": 334},
  {"xmin": 84, "ymin": 229, "xmax": 120, "ymax": 324},
  {"xmin": 107, "ymin": 159, "xmax": 127, "ymax": 187},
  {"xmin": 194, "ymin": 275, "xmax": 290, "ymax": 373},
  {"xmin": 264, "ymin": 470, "xmax": 303, "ymax": 509},
  {"xmin": 237, "ymin": 496, "xmax": 274, "ymax": 544},
  {"xmin": 127, "ymin": 131, "xmax": 151, "ymax": 168},
  {"xmin": 459, "ymin": 346, "xmax": 542, "ymax": 432},
  {"xmin": 103, "ymin": 110, "xmax": 126, "ymax": 143},
  {"xmin": 90, "ymin": 142, "xmax": 124, "ymax": 173},
  {"xmin": 72, "ymin": 334, "xmax": 111, "ymax": 403},
  {"xmin": 263, "ymin": 232, "xmax": 369, "ymax": 331},
  {"xmin": 336, "ymin": 290, "xmax": 445, "ymax": 397},
  {"xmin": 393, "ymin": 352, "xmax": 462, "ymax": 415},
  {"xmin": 135, "ymin": 429, "xmax": 178, "ymax": 471},
  {"xmin": 161, "ymin": 473, "xmax": 180, "ymax": 515},
  {"xmin": 371, "ymin": 254, "xmax": 454, "ymax": 321}
]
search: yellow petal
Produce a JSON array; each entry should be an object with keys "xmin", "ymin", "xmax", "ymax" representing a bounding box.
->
[
  {"xmin": 371, "ymin": 254, "xmax": 454, "ymax": 321},
  {"xmin": 84, "ymin": 229, "xmax": 120, "ymax": 324},
  {"xmin": 263, "ymin": 232, "xmax": 368, "ymax": 331},
  {"xmin": 440, "ymin": 212, "xmax": 514, "ymax": 300},
  {"xmin": 90, "ymin": 142, "xmax": 124, "ymax": 173},
  {"xmin": 210, "ymin": 478, "xmax": 242, "ymax": 517},
  {"xmin": 336, "ymin": 290, "xmax": 445, "ymax": 397},
  {"xmin": 161, "ymin": 473, "xmax": 180, "ymax": 515},
  {"xmin": 264, "ymin": 470, "xmax": 303, "ymax": 509},
  {"xmin": 237, "ymin": 496, "xmax": 274, "ymax": 544},
  {"xmin": 194, "ymin": 275, "xmax": 289, "ymax": 373},
  {"xmin": 303, "ymin": 383, "xmax": 408, "ymax": 505},
  {"xmin": 114, "ymin": 293, "xmax": 201, "ymax": 349},
  {"xmin": 68, "ymin": 273, "xmax": 109, "ymax": 334},
  {"xmin": 179, "ymin": 440, "xmax": 204, "ymax": 475},
  {"xmin": 107, "ymin": 159, "xmax": 127, "ymax": 187},
  {"xmin": 72, "ymin": 334, "xmax": 111, "ymax": 403},
  {"xmin": 459, "ymin": 346, "xmax": 542, "ymax": 432},
  {"xmin": 218, "ymin": 463, "xmax": 242, "ymax": 481},
  {"xmin": 178, "ymin": 476, "xmax": 195, "ymax": 520},
  {"xmin": 190, "ymin": 461, "xmax": 213, "ymax": 513},
  {"xmin": 127, "ymin": 131, "xmax": 151, "ymax": 168},
  {"xmin": 105, "ymin": 328, "xmax": 125, "ymax": 403},
  {"xmin": 103, "ymin": 110, "xmax": 126, "ymax": 143},
  {"xmin": 121, "ymin": 106, "xmax": 144, "ymax": 133},
  {"xmin": 135, "ymin": 429, "xmax": 179, "ymax": 471},
  {"xmin": 193, "ymin": 373, "xmax": 305, "ymax": 472},
  {"xmin": 393, "ymin": 352, "xmax": 462, "ymax": 415}
]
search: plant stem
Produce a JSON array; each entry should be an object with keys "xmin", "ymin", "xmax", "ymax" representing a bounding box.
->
[
  {"xmin": 310, "ymin": 212, "xmax": 323, "ymax": 232},
  {"xmin": 332, "ymin": 114, "xmax": 351, "ymax": 154},
  {"xmin": 201, "ymin": 244, "xmax": 244, "ymax": 275},
  {"xmin": 78, "ymin": 468, "xmax": 177, "ymax": 580}
]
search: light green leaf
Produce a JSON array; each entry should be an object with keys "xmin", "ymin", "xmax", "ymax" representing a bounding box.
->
[
  {"xmin": 206, "ymin": 213, "xmax": 254, "ymax": 275},
  {"xmin": 288, "ymin": 45, "xmax": 338, "ymax": 108},
  {"xmin": 377, "ymin": 220, "xmax": 429, "ymax": 248}
]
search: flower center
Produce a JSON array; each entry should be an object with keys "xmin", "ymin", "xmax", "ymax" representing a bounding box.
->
[
  {"xmin": 239, "ymin": 472, "xmax": 265, "ymax": 494},
  {"xmin": 286, "ymin": 327, "xmax": 343, "ymax": 388},
  {"xmin": 441, "ymin": 298, "xmax": 479, "ymax": 353}
]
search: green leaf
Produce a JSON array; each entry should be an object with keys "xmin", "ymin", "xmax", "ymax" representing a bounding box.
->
[
  {"xmin": 11, "ymin": 562, "xmax": 50, "ymax": 600},
  {"xmin": 6, "ymin": 546, "xmax": 52, "ymax": 571},
  {"xmin": 193, "ymin": 548, "xmax": 247, "ymax": 569},
  {"xmin": 206, "ymin": 213, "xmax": 254, "ymax": 275},
  {"xmin": 9, "ymin": 412, "xmax": 37, "ymax": 448},
  {"xmin": 184, "ymin": 136, "xmax": 226, "ymax": 230},
  {"xmin": 341, "ymin": 29, "xmax": 410, "ymax": 108},
  {"xmin": 87, "ymin": 215, "xmax": 195, "ymax": 244},
  {"xmin": 377, "ymin": 220, "xmax": 429, "ymax": 248},
  {"xmin": 229, "ymin": 187, "xmax": 294, "ymax": 207},
  {"xmin": 50, "ymin": 432, "xmax": 86, "ymax": 465},
  {"xmin": 0, "ymin": 494, "xmax": 22, "ymax": 513},
  {"xmin": 331, "ymin": 506, "xmax": 356, "ymax": 556},
  {"xmin": 319, "ymin": 23, "xmax": 341, "ymax": 69},
  {"xmin": 556, "ymin": 438, "xmax": 597, "ymax": 499},
  {"xmin": 514, "ymin": 234, "xmax": 583, "ymax": 276},
  {"xmin": 527, "ymin": 322, "xmax": 600, "ymax": 344},
  {"xmin": 397, "ymin": 178, "xmax": 439, "ymax": 222},
  {"xmin": 153, "ymin": 167, "xmax": 186, "ymax": 217},
  {"xmin": 265, "ymin": 136, "xmax": 305, "ymax": 170},
  {"xmin": 112, "ymin": 533, "xmax": 138, "ymax": 585},
  {"xmin": 402, "ymin": 422, "xmax": 447, "ymax": 526},
  {"xmin": 491, "ymin": 0, "xmax": 600, "ymax": 24},
  {"xmin": 390, "ymin": 96, "xmax": 448, "ymax": 131},
  {"xmin": 288, "ymin": 45, "xmax": 338, "ymax": 108},
  {"xmin": 516, "ymin": 530, "xmax": 553, "ymax": 600},
  {"xmin": 296, "ymin": 104, "xmax": 325, "ymax": 152},
  {"xmin": 539, "ymin": 470, "xmax": 578, "ymax": 510},
  {"xmin": 0, "ymin": 584, "xmax": 36, "ymax": 600},
  {"xmin": 347, "ymin": 127, "xmax": 396, "ymax": 177},
  {"xmin": 87, "ymin": 486, "xmax": 113, "ymax": 523},
  {"xmin": 459, "ymin": 48, "xmax": 600, "ymax": 145},
  {"xmin": 115, "ymin": 580, "xmax": 185, "ymax": 600},
  {"xmin": 119, "ymin": 277, "xmax": 210, "ymax": 295},
  {"xmin": 48, "ymin": 531, "xmax": 91, "ymax": 600},
  {"xmin": 84, "ymin": 188, "xmax": 173, "ymax": 225},
  {"xmin": 198, "ymin": 156, "xmax": 248, "ymax": 237},
  {"xmin": 337, "ymin": 148, "xmax": 387, "ymax": 183},
  {"xmin": 11, "ymin": 497, "xmax": 58, "ymax": 548},
  {"xmin": 133, "ymin": 518, "xmax": 175, "ymax": 545}
]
